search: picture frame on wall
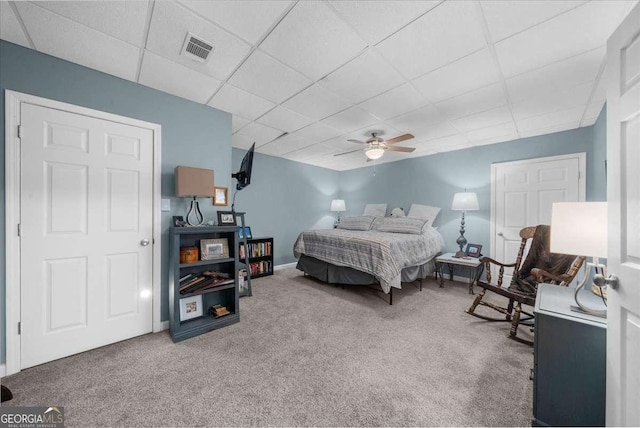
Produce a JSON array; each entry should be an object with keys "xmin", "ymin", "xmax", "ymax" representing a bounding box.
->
[
  {"xmin": 238, "ymin": 226, "xmax": 252, "ymax": 239},
  {"xmin": 200, "ymin": 238, "xmax": 229, "ymax": 260},
  {"xmin": 465, "ymin": 243, "xmax": 482, "ymax": 258},
  {"xmin": 179, "ymin": 295, "xmax": 203, "ymax": 321},
  {"xmin": 217, "ymin": 211, "xmax": 236, "ymax": 225},
  {"xmin": 213, "ymin": 186, "xmax": 228, "ymax": 206}
]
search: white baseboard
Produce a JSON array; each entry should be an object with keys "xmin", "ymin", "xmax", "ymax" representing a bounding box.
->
[
  {"xmin": 274, "ymin": 262, "xmax": 297, "ymax": 270},
  {"xmin": 0, "ymin": 364, "xmax": 6, "ymax": 378}
]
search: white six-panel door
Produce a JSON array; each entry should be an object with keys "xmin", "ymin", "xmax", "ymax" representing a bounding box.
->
[
  {"xmin": 19, "ymin": 102, "xmax": 154, "ymax": 369},
  {"xmin": 606, "ymin": 3, "xmax": 640, "ymax": 425},
  {"xmin": 491, "ymin": 153, "xmax": 585, "ymax": 285}
]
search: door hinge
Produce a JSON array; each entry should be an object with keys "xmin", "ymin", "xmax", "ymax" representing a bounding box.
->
[
  {"xmin": 18, "ymin": 125, "xmax": 23, "ymax": 139},
  {"xmin": 578, "ymin": 171, "xmax": 581, "ymax": 179},
  {"xmin": 17, "ymin": 223, "xmax": 21, "ymax": 237},
  {"xmin": 18, "ymin": 322, "xmax": 21, "ymax": 335}
]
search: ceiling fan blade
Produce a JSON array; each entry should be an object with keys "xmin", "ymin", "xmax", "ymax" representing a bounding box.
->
[
  {"xmin": 333, "ymin": 148, "xmax": 364, "ymax": 157},
  {"xmin": 386, "ymin": 146, "xmax": 415, "ymax": 153},
  {"xmin": 385, "ymin": 133, "xmax": 414, "ymax": 145},
  {"xmin": 346, "ymin": 139, "xmax": 367, "ymax": 144}
]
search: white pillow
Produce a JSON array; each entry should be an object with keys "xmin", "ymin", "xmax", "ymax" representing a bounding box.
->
[
  {"xmin": 407, "ymin": 204, "xmax": 441, "ymax": 224},
  {"xmin": 363, "ymin": 204, "xmax": 387, "ymax": 217}
]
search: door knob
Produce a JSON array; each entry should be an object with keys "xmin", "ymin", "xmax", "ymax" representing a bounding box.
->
[
  {"xmin": 140, "ymin": 239, "xmax": 150, "ymax": 247},
  {"xmin": 594, "ymin": 273, "xmax": 619, "ymax": 290}
]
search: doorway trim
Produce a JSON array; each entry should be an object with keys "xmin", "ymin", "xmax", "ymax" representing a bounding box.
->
[
  {"xmin": 5, "ymin": 90, "xmax": 164, "ymax": 376},
  {"xmin": 489, "ymin": 152, "xmax": 587, "ymax": 261}
]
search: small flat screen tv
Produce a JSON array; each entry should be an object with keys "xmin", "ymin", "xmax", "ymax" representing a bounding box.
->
[{"xmin": 232, "ymin": 143, "xmax": 255, "ymax": 190}]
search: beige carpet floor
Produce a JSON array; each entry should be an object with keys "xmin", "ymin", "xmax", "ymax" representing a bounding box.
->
[{"xmin": 1, "ymin": 268, "xmax": 534, "ymax": 427}]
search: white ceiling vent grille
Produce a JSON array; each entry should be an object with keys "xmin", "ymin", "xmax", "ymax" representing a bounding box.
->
[{"xmin": 181, "ymin": 32, "xmax": 214, "ymax": 63}]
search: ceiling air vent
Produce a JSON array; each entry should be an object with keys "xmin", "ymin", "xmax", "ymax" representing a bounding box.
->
[{"xmin": 181, "ymin": 32, "xmax": 214, "ymax": 63}]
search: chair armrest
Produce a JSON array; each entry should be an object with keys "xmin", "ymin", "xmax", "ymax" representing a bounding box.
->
[
  {"xmin": 530, "ymin": 268, "xmax": 571, "ymax": 285},
  {"xmin": 480, "ymin": 257, "xmax": 517, "ymax": 268}
]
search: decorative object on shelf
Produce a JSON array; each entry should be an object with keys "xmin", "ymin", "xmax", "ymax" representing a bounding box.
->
[
  {"xmin": 213, "ymin": 186, "xmax": 228, "ymax": 206},
  {"xmin": 173, "ymin": 216, "xmax": 185, "ymax": 227},
  {"xmin": 451, "ymin": 192, "xmax": 479, "ymax": 258},
  {"xmin": 390, "ymin": 207, "xmax": 405, "ymax": 217},
  {"xmin": 330, "ymin": 199, "xmax": 346, "ymax": 227},
  {"xmin": 238, "ymin": 268, "xmax": 248, "ymax": 294},
  {"xmin": 179, "ymin": 294, "xmax": 203, "ymax": 321},
  {"xmin": 238, "ymin": 226, "xmax": 252, "ymax": 239},
  {"xmin": 175, "ymin": 165, "xmax": 215, "ymax": 226},
  {"xmin": 210, "ymin": 304, "xmax": 230, "ymax": 318},
  {"xmin": 200, "ymin": 238, "xmax": 229, "ymax": 260},
  {"xmin": 551, "ymin": 202, "xmax": 609, "ymax": 318},
  {"xmin": 179, "ymin": 246, "xmax": 199, "ymax": 264},
  {"xmin": 465, "ymin": 243, "xmax": 482, "ymax": 258},
  {"xmin": 217, "ymin": 210, "xmax": 236, "ymax": 225}
]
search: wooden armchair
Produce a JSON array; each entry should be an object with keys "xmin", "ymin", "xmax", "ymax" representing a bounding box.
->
[{"xmin": 466, "ymin": 225, "xmax": 585, "ymax": 345}]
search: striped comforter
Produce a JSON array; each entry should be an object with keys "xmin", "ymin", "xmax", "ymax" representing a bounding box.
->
[{"xmin": 293, "ymin": 227, "xmax": 444, "ymax": 293}]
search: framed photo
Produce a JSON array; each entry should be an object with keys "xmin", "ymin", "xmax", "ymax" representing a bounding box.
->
[
  {"xmin": 200, "ymin": 238, "xmax": 229, "ymax": 260},
  {"xmin": 172, "ymin": 216, "xmax": 185, "ymax": 227},
  {"xmin": 238, "ymin": 226, "xmax": 252, "ymax": 239},
  {"xmin": 180, "ymin": 295, "xmax": 203, "ymax": 321},
  {"xmin": 213, "ymin": 186, "xmax": 228, "ymax": 206},
  {"xmin": 465, "ymin": 243, "xmax": 482, "ymax": 258},
  {"xmin": 217, "ymin": 211, "xmax": 236, "ymax": 225}
]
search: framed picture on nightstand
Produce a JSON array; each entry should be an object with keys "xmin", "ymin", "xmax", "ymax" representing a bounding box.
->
[{"xmin": 465, "ymin": 243, "xmax": 482, "ymax": 258}]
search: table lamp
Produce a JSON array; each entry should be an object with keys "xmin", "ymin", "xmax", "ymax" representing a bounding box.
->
[
  {"xmin": 451, "ymin": 192, "xmax": 479, "ymax": 258},
  {"xmin": 550, "ymin": 202, "xmax": 607, "ymax": 318},
  {"xmin": 175, "ymin": 166, "xmax": 215, "ymax": 226},
  {"xmin": 330, "ymin": 199, "xmax": 346, "ymax": 227}
]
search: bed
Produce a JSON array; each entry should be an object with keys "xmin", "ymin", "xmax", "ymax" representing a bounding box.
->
[{"xmin": 293, "ymin": 214, "xmax": 445, "ymax": 303}]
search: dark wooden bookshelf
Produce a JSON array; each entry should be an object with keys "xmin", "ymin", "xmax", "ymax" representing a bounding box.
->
[{"xmin": 239, "ymin": 237, "xmax": 274, "ymax": 279}]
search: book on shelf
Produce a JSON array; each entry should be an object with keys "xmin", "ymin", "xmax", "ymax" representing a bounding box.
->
[{"xmin": 179, "ymin": 273, "xmax": 193, "ymax": 283}]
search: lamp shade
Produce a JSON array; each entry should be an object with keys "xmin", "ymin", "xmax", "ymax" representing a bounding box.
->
[
  {"xmin": 330, "ymin": 199, "xmax": 346, "ymax": 212},
  {"xmin": 550, "ymin": 202, "xmax": 607, "ymax": 258},
  {"xmin": 365, "ymin": 148, "xmax": 385, "ymax": 160},
  {"xmin": 451, "ymin": 192, "xmax": 479, "ymax": 211},
  {"xmin": 175, "ymin": 166, "xmax": 215, "ymax": 197}
]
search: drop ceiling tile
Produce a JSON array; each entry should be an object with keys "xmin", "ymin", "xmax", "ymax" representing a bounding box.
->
[
  {"xmin": 256, "ymin": 106, "xmax": 314, "ymax": 133},
  {"xmin": 236, "ymin": 122, "xmax": 285, "ymax": 146},
  {"xmin": 466, "ymin": 121, "xmax": 517, "ymax": 142},
  {"xmin": 358, "ymin": 83, "xmax": 428, "ymax": 120},
  {"xmin": 281, "ymin": 143, "xmax": 337, "ymax": 162},
  {"xmin": 232, "ymin": 115, "xmax": 251, "ymax": 133},
  {"xmin": 321, "ymin": 107, "xmax": 378, "ymax": 133},
  {"xmin": 519, "ymin": 121, "xmax": 581, "ymax": 139},
  {"xmin": 471, "ymin": 130, "xmax": 520, "ymax": 148},
  {"xmin": 411, "ymin": 133, "xmax": 469, "ymax": 154},
  {"xmin": 319, "ymin": 49, "xmax": 405, "ymax": 104},
  {"xmin": 146, "ymin": 1, "xmax": 250, "ymax": 81},
  {"xmin": 1, "ymin": 2, "xmax": 30, "ymax": 48},
  {"xmin": 33, "ymin": 1, "xmax": 149, "ymax": 46},
  {"xmin": 376, "ymin": 1, "xmax": 486, "ymax": 79},
  {"xmin": 412, "ymin": 122, "xmax": 459, "ymax": 143},
  {"xmin": 260, "ymin": 1, "xmax": 367, "ymax": 81},
  {"xmin": 256, "ymin": 133, "xmax": 310, "ymax": 157},
  {"xmin": 588, "ymin": 68, "xmax": 607, "ymax": 104},
  {"xmin": 480, "ymin": 0, "xmax": 586, "ymax": 43},
  {"xmin": 328, "ymin": 0, "xmax": 440, "ymax": 45},
  {"xmin": 451, "ymin": 106, "xmax": 513, "ymax": 132},
  {"xmin": 495, "ymin": 1, "xmax": 636, "ymax": 77},
  {"xmin": 511, "ymin": 80, "xmax": 593, "ymax": 120},
  {"xmin": 293, "ymin": 122, "xmax": 343, "ymax": 143},
  {"xmin": 282, "ymin": 84, "xmax": 352, "ymax": 121},
  {"xmin": 434, "ymin": 83, "xmax": 508, "ymax": 120},
  {"xmin": 517, "ymin": 105, "xmax": 584, "ymax": 132},
  {"xmin": 413, "ymin": 49, "xmax": 501, "ymax": 103},
  {"xmin": 347, "ymin": 123, "xmax": 402, "ymax": 142},
  {"xmin": 232, "ymin": 133, "xmax": 256, "ymax": 150},
  {"xmin": 208, "ymin": 84, "xmax": 276, "ymax": 120},
  {"xmin": 583, "ymin": 101, "xmax": 605, "ymax": 124},
  {"xmin": 228, "ymin": 50, "xmax": 312, "ymax": 103},
  {"xmin": 139, "ymin": 51, "xmax": 221, "ymax": 103},
  {"xmin": 506, "ymin": 47, "xmax": 605, "ymax": 103},
  {"xmin": 386, "ymin": 105, "xmax": 447, "ymax": 133},
  {"xmin": 15, "ymin": 2, "xmax": 139, "ymax": 81},
  {"xmin": 581, "ymin": 115, "xmax": 599, "ymax": 127},
  {"xmin": 322, "ymin": 135, "xmax": 366, "ymax": 153},
  {"xmin": 177, "ymin": 0, "xmax": 292, "ymax": 44}
]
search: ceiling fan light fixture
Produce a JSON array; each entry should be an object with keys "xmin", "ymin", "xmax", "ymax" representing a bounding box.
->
[{"xmin": 365, "ymin": 147, "xmax": 385, "ymax": 160}]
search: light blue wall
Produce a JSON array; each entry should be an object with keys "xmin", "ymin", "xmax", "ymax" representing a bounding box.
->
[
  {"xmin": 231, "ymin": 149, "xmax": 340, "ymax": 266},
  {"xmin": 340, "ymin": 121, "xmax": 607, "ymax": 257}
]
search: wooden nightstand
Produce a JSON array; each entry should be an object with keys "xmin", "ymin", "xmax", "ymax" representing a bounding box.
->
[{"xmin": 435, "ymin": 252, "xmax": 484, "ymax": 294}]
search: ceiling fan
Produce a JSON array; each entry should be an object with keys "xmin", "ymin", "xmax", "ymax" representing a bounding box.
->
[{"xmin": 334, "ymin": 132, "xmax": 416, "ymax": 161}]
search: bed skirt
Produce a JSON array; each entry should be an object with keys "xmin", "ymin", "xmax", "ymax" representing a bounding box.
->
[{"xmin": 296, "ymin": 254, "xmax": 438, "ymax": 288}]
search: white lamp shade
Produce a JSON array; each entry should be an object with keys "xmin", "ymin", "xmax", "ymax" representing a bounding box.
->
[
  {"xmin": 365, "ymin": 148, "xmax": 385, "ymax": 160},
  {"xmin": 330, "ymin": 199, "xmax": 346, "ymax": 212},
  {"xmin": 550, "ymin": 202, "xmax": 607, "ymax": 258},
  {"xmin": 451, "ymin": 192, "xmax": 479, "ymax": 211}
]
